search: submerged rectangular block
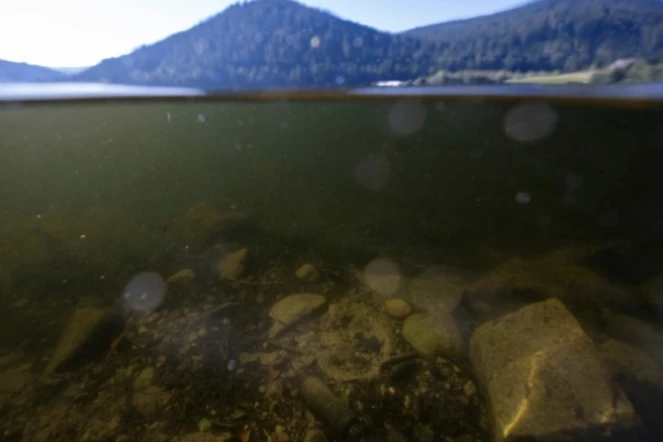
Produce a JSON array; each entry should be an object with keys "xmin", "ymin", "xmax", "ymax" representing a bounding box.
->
[{"xmin": 470, "ymin": 297, "xmax": 639, "ymax": 441}]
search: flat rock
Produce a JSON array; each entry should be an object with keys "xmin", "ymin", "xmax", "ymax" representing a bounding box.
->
[
  {"xmin": 44, "ymin": 302, "xmax": 124, "ymax": 375},
  {"xmin": 467, "ymin": 247, "xmax": 631, "ymax": 320},
  {"xmin": 402, "ymin": 313, "xmax": 462, "ymax": 357},
  {"xmin": 470, "ymin": 297, "xmax": 639, "ymax": 441},
  {"xmin": 408, "ymin": 264, "xmax": 472, "ymax": 316},
  {"xmin": 167, "ymin": 268, "xmax": 195, "ymax": 284},
  {"xmin": 268, "ymin": 293, "xmax": 326, "ymax": 338},
  {"xmin": 597, "ymin": 338, "xmax": 663, "ymax": 433},
  {"xmin": 601, "ymin": 310, "xmax": 663, "ymax": 367},
  {"xmin": 178, "ymin": 201, "xmax": 254, "ymax": 253},
  {"xmin": 304, "ymin": 429, "xmax": 328, "ymax": 442},
  {"xmin": 598, "ymin": 339, "xmax": 663, "ymax": 389}
]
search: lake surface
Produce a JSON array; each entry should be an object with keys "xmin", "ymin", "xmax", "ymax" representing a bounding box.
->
[{"xmin": 1, "ymin": 85, "xmax": 663, "ymax": 442}]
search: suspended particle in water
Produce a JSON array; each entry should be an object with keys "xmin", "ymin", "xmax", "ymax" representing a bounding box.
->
[
  {"xmin": 536, "ymin": 215, "xmax": 552, "ymax": 229},
  {"xmin": 197, "ymin": 113, "xmax": 208, "ymax": 123},
  {"xmin": 355, "ymin": 154, "xmax": 390, "ymax": 191},
  {"xmin": 388, "ymin": 100, "xmax": 427, "ymax": 136},
  {"xmin": 335, "ymin": 76, "xmax": 345, "ymax": 85},
  {"xmin": 470, "ymin": 149, "xmax": 482, "ymax": 160},
  {"xmin": 122, "ymin": 272, "xmax": 166, "ymax": 313},
  {"xmin": 598, "ymin": 211, "xmax": 621, "ymax": 227},
  {"xmin": 310, "ymin": 36, "xmax": 321, "ymax": 48},
  {"xmin": 515, "ymin": 192, "xmax": 532, "ymax": 204},
  {"xmin": 565, "ymin": 172, "xmax": 584, "ymax": 191},
  {"xmin": 503, "ymin": 102, "xmax": 558, "ymax": 143},
  {"xmin": 364, "ymin": 258, "xmax": 403, "ymax": 298},
  {"xmin": 560, "ymin": 193, "xmax": 578, "ymax": 206}
]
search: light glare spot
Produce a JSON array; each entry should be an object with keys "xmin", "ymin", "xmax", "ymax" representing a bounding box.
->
[
  {"xmin": 565, "ymin": 172, "xmax": 584, "ymax": 191},
  {"xmin": 504, "ymin": 102, "xmax": 558, "ymax": 143},
  {"xmin": 122, "ymin": 272, "xmax": 166, "ymax": 313},
  {"xmin": 363, "ymin": 258, "xmax": 402, "ymax": 298},
  {"xmin": 355, "ymin": 154, "xmax": 390, "ymax": 191},
  {"xmin": 560, "ymin": 193, "xmax": 578, "ymax": 206},
  {"xmin": 388, "ymin": 101, "xmax": 427, "ymax": 136},
  {"xmin": 599, "ymin": 211, "xmax": 621, "ymax": 227},
  {"xmin": 515, "ymin": 192, "xmax": 532, "ymax": 204}
]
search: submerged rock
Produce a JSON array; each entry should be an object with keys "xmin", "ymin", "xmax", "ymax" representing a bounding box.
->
[
  {"xmin": 600, "ymin": 310, "xmax": 663, "ymax": 368},
  {"xmin": 402, "ymin": 313, "xmax": 462, "ymax": 357},
  {"xmin": 295, "ymin": 263, "xmax": 319, "ymax": 281},
  {"xmin": 408, "ymin": 264, "xmax": 472, "ymax": 316},
  {"xmin": 303, "ymin": 429, "xmax": 328, "ymax": 442},
  {"xmin": 167, "ymin": 268, "xmax": 195, "ymax": 284},
  {"xmin": 469, "ymin": 246, "xmax": 631, "ymax": 314},
  {"xmin": 217, "ymin": 247, "xmax": 249, "ymax": 281},
  {"xmin": 384, "ymin": 299, "xmax": 412, "ymax": 319},
  {"xmin": 268, "ymin": 293, "xmax": 326, "ymax": 338},
  {"xmin": 178, "ymin": 201, "xmax": 255, "ymax": 253},
  {"xmin": 132, "ymin": 385, "xmax": 171, "ymax": 418},
  {"xmin": 44, "ymin": 297, "xmax": 125, "ymax": 375},
  {"xmin": 315, "ymin": 299, "xmax": 395, "ymax": 382},
  {"xmin": 597, "ymin": 339, "xmax": 663, "ymax": 434},
  {"xmin": 470, "ymin": 297, "xmax": 639, "ymax": 441}
]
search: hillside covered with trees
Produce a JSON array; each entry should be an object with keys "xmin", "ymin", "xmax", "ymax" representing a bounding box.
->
[
  {"xmin": 404, "ymin": 0, "xmax": 663, "ymax": 73},
  {"xmin": 3, "ymin": 0, "xmax": 663, "ymax": 88},
  {"xmin": 72, "ymin": 0, "xmax": 436, "ymax": 89}
]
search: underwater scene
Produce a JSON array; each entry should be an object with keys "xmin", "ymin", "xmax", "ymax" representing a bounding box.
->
[{"xmin": 1, "ymin": 93, "xmax": 663, "ymax": 442}]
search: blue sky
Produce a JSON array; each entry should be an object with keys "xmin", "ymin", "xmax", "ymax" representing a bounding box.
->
[{"xmin": 0, "ymin": 0, "xmax": 528, "ymax": 68}]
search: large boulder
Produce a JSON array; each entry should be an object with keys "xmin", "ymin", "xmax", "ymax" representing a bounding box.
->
[{"xmin": 470, "ymin": 297, "xmax": 639, "ymax": 441}]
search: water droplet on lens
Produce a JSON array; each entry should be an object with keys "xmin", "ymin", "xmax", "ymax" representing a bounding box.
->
[{"xmin": 504, "ymin": 102, "xmax": 558, "ymax": 143}]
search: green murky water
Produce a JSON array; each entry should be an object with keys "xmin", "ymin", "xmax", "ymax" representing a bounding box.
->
[{"xmin": 1, "ymin": 92, "xmax": 663, "ymax": 442}]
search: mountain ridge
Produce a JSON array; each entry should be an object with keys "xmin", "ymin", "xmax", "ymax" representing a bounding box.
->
[
  {"xmin": 0, "ymin": 59, "xmax": 65, "ymax": 83},
  {"xmin": 71, "ymin": 0, "xmax": 435, "ymax": 89},
  {"xmin": 2, "ymin": 0, "xmax": 663, "ymax": 88}
]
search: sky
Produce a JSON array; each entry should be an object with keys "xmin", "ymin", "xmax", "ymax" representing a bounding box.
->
[{"xmin": 0, "ymin": 0, "xmax": 529, "ymax": 68}]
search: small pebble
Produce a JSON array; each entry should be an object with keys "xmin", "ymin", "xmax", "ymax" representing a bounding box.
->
[
  {"xmin": 167, "ymin": 268, "xmax": 195, "ymax": 284},
  {"xmin": 295, "ymin": 263, "xmax": 319, "ymax": 281},
  {"xmin": 464, "ymin": 380, "xmax": 476, "ymax": 397},
  {"xmin": 385, "ymin": 299, "xmax": 412, "ymax": 319},
  {"xmin": 304, "ymin": 429, "xmax": 328, "ymax": 442}
]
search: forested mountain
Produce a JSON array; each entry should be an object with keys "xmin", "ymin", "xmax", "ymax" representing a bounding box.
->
[
  {"xmin": 403, "ymin": 0, "xmax": 663, "ymax": 72},
  {"xmin": 0, "ymin": 59, "xmax": 65, "ymax": 82},
  {"xmin": 73, "ymin": 0, "xmax": 436, "ymax": 89},
  {"xmin": 6, "ymin": 0, "xmax": 663, "ymax": 88}
]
